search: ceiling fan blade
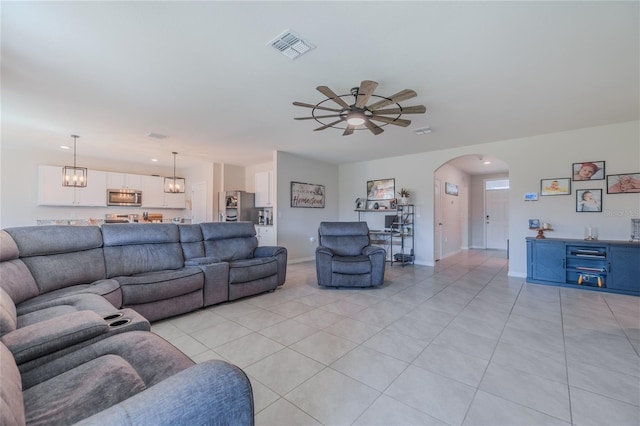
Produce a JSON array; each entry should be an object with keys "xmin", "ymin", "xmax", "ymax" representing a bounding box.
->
[
  {"xmin": 372, "ymin": 105, "xmax": 426, "ymax": 115},
  {"xmin": 314, "ymin": 117, "xmax": 346, "ymax": 131},
  {"xmin": 370, "ymin": 115, "xmax": 412, "ymax": 127},
  {"xmin": 343, "ymin": 125, "xmax": 355, "ymax": 136},
  {"xmin": 355, "ymin": 80, "xmax": 379, "ymax": 109},
  {"xmin": 316, "ymin": 86, "xmax": 351, "ymax": 109},
  {"xmin": 363, "ymin": 120, "xmax": 384, "ymax": 135},
  {"xmin": 293, "ymin": 101, "xmax": 343, "ymax": 113},
  {"xmin": 294, "ymin": 114, "xmax": 343, "ymax": 120},
  {"xmin": 367, "ymin": 89, "xmax": 417, "ymax": 111}
]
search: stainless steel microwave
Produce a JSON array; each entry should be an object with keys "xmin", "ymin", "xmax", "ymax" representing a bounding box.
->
[{"xmin": 107, "ymin": 189, "xmax": 142, "ymax": 207}]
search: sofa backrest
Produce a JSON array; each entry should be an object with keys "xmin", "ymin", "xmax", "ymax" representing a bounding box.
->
[
  {"xmin": 200, "ymin": 222, "xmax": 258, "ymax": 261},
  {"xmin": 318, "ymin": 222, "xmax": 371, "ymax": 257},
  {"xmin": 0, "ymin": 230, "xmax": 39, "ymax": 305},
  {"xmin": 178, "ymin": 224, "xmax": 205, "ymax": 260},
  {"xmin": 4, "ymin": 226, "xmax": 106, "ymax": 296},
  {"xmin": 102, "ymin": 224, "xmax": 184, "ymax": 277}
]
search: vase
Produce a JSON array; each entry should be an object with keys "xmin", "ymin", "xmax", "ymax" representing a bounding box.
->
[{"xmin": 399, "ymin": 197, "xmax": 409, "ymax": 205}]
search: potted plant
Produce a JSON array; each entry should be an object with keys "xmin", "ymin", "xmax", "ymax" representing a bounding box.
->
[{"xmin": 397, "ymin": 188, "xmax": 410, "ymax": 205}]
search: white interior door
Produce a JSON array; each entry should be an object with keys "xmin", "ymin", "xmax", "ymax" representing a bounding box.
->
[
  {"xmin": 434, "ymin": 179, "xmax": 443, "ymax": 261},
  {"xmin": 485, "ymin": 188, "xmax": 509, "ymax": 249},
  {"xmin": 191, "ymin": 182, "xmax": 207, "ymax": 224}
]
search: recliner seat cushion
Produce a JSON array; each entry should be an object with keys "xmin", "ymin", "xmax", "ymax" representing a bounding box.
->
[
  {"xmin": 332, "ymin": 255, "xmax": 372, "ymax": 275},
  {"xmin": 115, "ymin": 268, "xmax": 203, "ymax": 304},
  {"xmin": 24, "ymin": 354, "xmax": 147, "ymax": 425},
  {"xmin": 229, "ymin": 258, "xmax": 277, "ymax": 284}
]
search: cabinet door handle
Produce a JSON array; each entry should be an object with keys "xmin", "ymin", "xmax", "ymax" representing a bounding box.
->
[
  {"xmin": 562, "ymin": 258, "xmax": 566, "ymax": 268},
  {"xmin": 608, "ymin": 262, "xmax": 611, "ymax": 272}
]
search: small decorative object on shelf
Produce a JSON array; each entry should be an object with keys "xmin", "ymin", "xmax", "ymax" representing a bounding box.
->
[
  {"xmin": 584, "ymin": 226, "xmax": 598, "ymax": 241},
  {"xmin": 397, "ymin": 188, "xmax": 410, "ymax": 205}
]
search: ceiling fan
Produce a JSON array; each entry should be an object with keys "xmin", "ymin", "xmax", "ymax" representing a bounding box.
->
[{"xmin": 293, "ymin": 80, "xmax": 426, "ymax": 136}]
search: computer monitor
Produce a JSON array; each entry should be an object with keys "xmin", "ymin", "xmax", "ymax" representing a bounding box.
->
[{"xmin": 384, "ymin": 215, "xmax": 398, "ymax": 231}]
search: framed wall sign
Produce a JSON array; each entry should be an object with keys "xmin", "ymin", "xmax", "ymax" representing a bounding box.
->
[{"xmin": 291, "ymin": 181, "xmax": 325, "ymax": 208}]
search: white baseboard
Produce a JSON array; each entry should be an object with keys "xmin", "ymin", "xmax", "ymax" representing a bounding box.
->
[{"xmin": 508, "ymin": 271, "xmax": 526, "ymax": 278}]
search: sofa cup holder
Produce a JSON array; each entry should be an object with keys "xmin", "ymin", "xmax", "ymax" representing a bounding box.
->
[
  {"xmin": 103, "ymin": 312, "xmax": 124, "ymax": 321},
  {"xmin": 108, "ymin": 318, "xmax": 132, "ymax": 328}
]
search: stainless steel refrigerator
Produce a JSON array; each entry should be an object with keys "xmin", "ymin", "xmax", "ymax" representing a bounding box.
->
[{"xmin": 218, "ymin": 191, "xmax": 257, "ymax": 222}]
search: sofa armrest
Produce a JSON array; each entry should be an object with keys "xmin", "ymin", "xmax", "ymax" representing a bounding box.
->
[
  {"xmin": 255, "ymin": 246, "xmax": 288, "ymax": 286},
  {"xmin": 75, "ymin": 360, "xmax": 254, "ymax": 426},
  {"xmin": 1, "ymin": 310, "xmax": 109, "ymax": 365},
  {"xmin": 253, "ymin": 246, "xmax": 285, "ymax": 258},
  {"xmin": 315, "ymin": 246, "xmax": 334, "ymax": 257},
  {"xmin": 185, "ymin": 256, "xmax": 221, "ymax": 266},
  {"xmin": 363, "ymin": 246, "xmax": 385, "ymax": 256}
]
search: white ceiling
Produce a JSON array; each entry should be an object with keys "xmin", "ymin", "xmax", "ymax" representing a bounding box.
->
[{"xmin": 2, "ymin": 2, "xmax": 638, "ymax": 175}]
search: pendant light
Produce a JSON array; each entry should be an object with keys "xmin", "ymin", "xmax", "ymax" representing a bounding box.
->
[
  {"xmin": 62, "ymin": 134, "xmax": 87, "ymax": 187},
  {"xmin": 164, "ymin": 152, "xmax": 185, "ymax": 193}
]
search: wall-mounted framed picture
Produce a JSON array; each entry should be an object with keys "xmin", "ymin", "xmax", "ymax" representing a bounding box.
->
[
  {"xmin": 529, "ymin": 219, "xmax": 540, "ymax": 229},
  {"xmin": 540, "ymin": 178, "xmax": 571, "ymax": 196},
  {"xmin": 524, "ymin": 192, "xmax": 539, "ymax": 201},
  {"xmin": 445, "ymin": 182, "xmax": 458, "ymax": 196},
  {"xmin": 572, "ymin": 161, "xmax": 605, "ymax": 181},
  {"xmin": 367, "ymin": 178, "xmax": 395, "ymax": 200},
  {"xmin": 606, "ymin": 173, "xmax": 640, "ymax": 194},
  {"xmin": 290, "ymin": 181, "xmax": 325, "ymax": 208},
  {"xmin": 576, "ymin": 188, "xmax": 602, "ymax": 212}
]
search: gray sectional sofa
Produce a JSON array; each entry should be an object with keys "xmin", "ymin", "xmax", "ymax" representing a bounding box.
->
[{"xmin": 0, "ymin": 221, "xmax": 287, "ymax": 425}]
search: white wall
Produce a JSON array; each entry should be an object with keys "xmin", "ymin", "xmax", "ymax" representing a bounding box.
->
[
  {"xmin": 339, "ymin": 121, "xmax": 640, "ymax": 277},
  {"xmin": 276, "ymin": 151, "xmax": 339, "ymax": 262},
  {"xmin": 434, "ymin": 163, "xmax": 469, "ymax": 255}
]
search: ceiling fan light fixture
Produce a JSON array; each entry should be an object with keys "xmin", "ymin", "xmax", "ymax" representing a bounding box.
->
[{"xmin": 346, "ymin": 112, "xmax": 367, "ymax": 126}]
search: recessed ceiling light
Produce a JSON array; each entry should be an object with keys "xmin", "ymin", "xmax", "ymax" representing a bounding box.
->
[
  {"xmin": 151, "ymin": 158, "xmax": 158, "ymax": 162},
  {"xmin": 483, "ymin": 161, "xmax": 492, "ymax": 165},
  {"xmin": 60, "ymin": 145, "xmax": 70, "ymax": 149}
]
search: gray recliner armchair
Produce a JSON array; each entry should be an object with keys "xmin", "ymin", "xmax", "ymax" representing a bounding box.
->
[{"xmin": 316, "ymin": 222, "xmax": 386, "ymax": 288}]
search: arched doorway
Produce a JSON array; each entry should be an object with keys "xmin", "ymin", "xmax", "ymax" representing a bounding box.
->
[{"xmin": 434, "ymin": 154, "xmax": 509, "ymax": 260}]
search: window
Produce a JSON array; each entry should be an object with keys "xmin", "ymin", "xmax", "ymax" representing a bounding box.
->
[{"xmin": 485, "ymin": 179, "xmax": 509, "ymax": 190}]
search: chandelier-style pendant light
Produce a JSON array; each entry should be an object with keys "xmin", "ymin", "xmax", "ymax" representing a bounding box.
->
[
  {"xmin": 62, "ymin": 134, "xmax": 87, "ymax": 187},
  {"xmin": 164, "ymin": 151, "xmax": 185, "ymax": 193}
]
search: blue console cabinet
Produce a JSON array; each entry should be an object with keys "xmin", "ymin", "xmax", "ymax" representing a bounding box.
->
[{"xmin": 526, "ymin": 237, "xmax": 640, "ymax": 296}]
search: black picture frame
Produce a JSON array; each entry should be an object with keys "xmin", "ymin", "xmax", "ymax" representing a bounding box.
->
[
  {"xmin": 540, "ymin": 178, "xmax": 571, "ymax": 196},
  {"xmin": 606, "ymin": 173, "xmax": 640, "ymax": 194},
  {"xmin": 366, "ymin": 178, "xmax": 395, "ymax": 200},
  {"xmin": 576, "ymin": 189, "xmax": 602, "ymax": 213},
  {"xmin": 572, "ymin": 161, "xmax": 605, "ymax": 181}
]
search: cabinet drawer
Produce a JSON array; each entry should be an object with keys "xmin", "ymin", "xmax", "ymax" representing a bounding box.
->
[{"xmin": 566, "ymin": 270, "xmax": 606, "ymax": 288}]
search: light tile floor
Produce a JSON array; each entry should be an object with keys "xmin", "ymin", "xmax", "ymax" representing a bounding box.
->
[{"xmin": 151, "ymin": 250, "xmax": 640, "ymax": 425}]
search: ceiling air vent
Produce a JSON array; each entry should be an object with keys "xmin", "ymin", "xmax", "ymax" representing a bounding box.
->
[
  {"xmin": 414, "ymin": 127, "xmax": 433, "ymax": 135},
  {"xmin": 268, "ymin": 29, "xmax": 315, "ymax": 60}
]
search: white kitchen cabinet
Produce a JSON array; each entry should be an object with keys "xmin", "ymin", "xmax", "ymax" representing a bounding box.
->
[
  {"xmin": 254, "ymin": 171, "xmax": 273, "ymax": 207},
  {"xmin": 107, "ymin": 172, "xmax": 142, "ymax": 190},
  {"xmin": 38, "ymin": 165, "xmax": 107, "ymax": 206},
  {"xmin": 141, "ymin": 175, "xmax": 185, "ymax": 209},
  {"xmin": 255, "ymin": 225, "xmax": 276, "ymax": 246}
]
